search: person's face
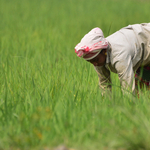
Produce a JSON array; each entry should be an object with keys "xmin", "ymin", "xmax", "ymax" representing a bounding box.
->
[{"xmin": 87, "ymin": 49, "xmax": 107, "ymax": 66}]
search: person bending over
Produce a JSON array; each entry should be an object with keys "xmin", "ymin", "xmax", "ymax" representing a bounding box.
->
[{"xmin": 75, "ymin": 23, "xmax": 150, "ymax": 94}]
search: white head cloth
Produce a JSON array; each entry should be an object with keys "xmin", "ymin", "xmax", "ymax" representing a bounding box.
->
[{"xmin": 75, "ymin": 27, "xmax": 108, "ymax": 60}]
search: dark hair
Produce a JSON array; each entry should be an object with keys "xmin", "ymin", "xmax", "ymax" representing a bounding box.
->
[{"xmin": 100, "ymin": 49, "xmax": 105, "ymax": 54}]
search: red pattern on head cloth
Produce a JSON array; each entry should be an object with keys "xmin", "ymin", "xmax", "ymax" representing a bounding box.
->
[{"xmin": 75, "ymin": 27, "xmax": 108, "ymax": 60}]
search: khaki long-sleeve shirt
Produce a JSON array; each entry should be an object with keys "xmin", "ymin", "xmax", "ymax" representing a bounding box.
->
[{"xmin": 94, "ymin": 23, "xmax": 150, "ymax": 94}]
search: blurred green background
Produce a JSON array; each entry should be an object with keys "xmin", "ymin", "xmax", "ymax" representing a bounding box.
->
[{"xmin": 1, "ymin": 0, "xmax": 150, "ymax": 150}]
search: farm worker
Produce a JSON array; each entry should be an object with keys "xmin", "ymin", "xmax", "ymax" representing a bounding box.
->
[{"xmin": 75, "ymin": 23, "xmax": 150, "ymax": 94}]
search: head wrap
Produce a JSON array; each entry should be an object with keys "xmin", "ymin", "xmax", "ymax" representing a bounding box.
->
[{"xmin": 75, "ymin": 27, "xmax": 108, "ymax": 60}]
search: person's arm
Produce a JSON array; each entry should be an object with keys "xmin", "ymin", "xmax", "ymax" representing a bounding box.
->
[
  {"xmin": 114, "ymin": 55, "xmax": 135, "ymax": 94},
  {"xmin": 94, "ymin": 65, "xmax": 111, "ymax": 92}
]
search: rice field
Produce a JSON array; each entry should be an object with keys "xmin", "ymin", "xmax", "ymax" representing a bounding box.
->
[{"xmin": 1, "ymin": 0, "xmax": 150, "ymax": 149}]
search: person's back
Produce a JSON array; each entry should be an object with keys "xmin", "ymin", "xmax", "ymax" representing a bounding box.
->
[{"xmin": 106, "ymin": 24, "xmax": 150, "ymax": 70}]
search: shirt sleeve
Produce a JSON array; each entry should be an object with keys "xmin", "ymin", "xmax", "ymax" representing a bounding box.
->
[
  {"xmin": 114, "ymin": 55, "xmax": 135, "ymax": 94},
  {"xmin": 94, "ymin": 65, "xmax": 111, "ymax": 92}
]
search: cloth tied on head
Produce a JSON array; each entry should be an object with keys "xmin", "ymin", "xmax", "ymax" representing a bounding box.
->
[{"xmin": 75, "ymin": 27, "xmax": 108, "ymax": 60}]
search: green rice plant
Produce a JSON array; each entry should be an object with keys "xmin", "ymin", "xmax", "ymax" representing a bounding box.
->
[{"xmin": 1, "ymin": 0, "xmax": 150, "ymax": 149}]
